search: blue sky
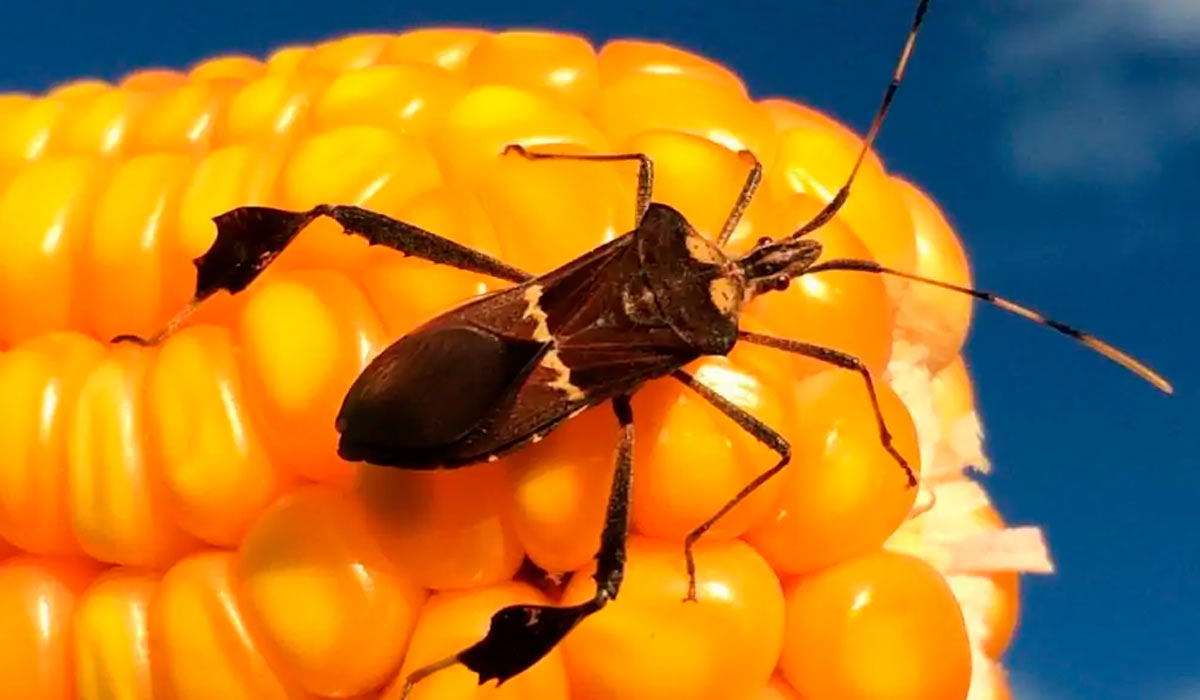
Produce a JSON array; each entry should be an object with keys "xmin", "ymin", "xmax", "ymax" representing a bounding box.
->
[{"xmin": 3, "ymin": 1, "xmax": 1196, "ymax": 697}]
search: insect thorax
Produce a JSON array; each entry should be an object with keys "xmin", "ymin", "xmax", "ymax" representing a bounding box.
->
[{"xmin": 635, "ymin": 203, "xmax": 743, "ymax": 355}]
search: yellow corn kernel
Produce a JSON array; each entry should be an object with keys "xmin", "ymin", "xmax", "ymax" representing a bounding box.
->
[
  {"xmin": 0, "ymin": 157, "xmax": 106, "ymax": 344},
  {"xmin": 0, "ymin": 557, "xmax": 97, "ymax": 700},
  {"xmin": 236, "ymin": 486, "xmax": 426, "ymax": 696},
  {"xmin": 595, "ymin": 73, "xmax": 775, "ymax": 164},
  {"xmin": 84, "ymin": 152, "xmax": 192, "ymax": 341},
  {"xmin": 188, "ymin": 55, "xmax": 265, "ymax": 85},
  {"xmin": 148, "ymin": 325, "xmax": 287, "ymax": 546},
  {"xmin": 51, "ymin": 87, "xmax": 153, "ymax": 158},
  {"xmin": 158, "ymin": 552, "xmax": 302, "ymax": 699},
  {"xmin": 431, "ymin": 84, "xmax": 609, "ymax": 186},
  {"xmin": 312, "ymin": 63, "xmax": 468, "ymax": 137},
  {"xmin": 383, "ymin": 28, "xmax": 490, "ymax": 72},
  {"xmin": 0, "ymin": 93, "xmax": 59, "ymax": 163},
  {"xmin": 68, "ymin": 345, "xmax": 198, "ymax": 566},
  {"xmin": 127, "ymin": 81, "xmax": 238, "ymax": 154},
  {"xmin": 465, "ymin": 31, "xmax": 601, "ymax": 111},
  {"xmin": 216, "ymin": 72, "xmax": 328, "ymax": 146},
  {"xmin": 73, "ymin": 569, "xmax": 165, "ymax": 700},
  {"xmin": 237, "ymin": 269, "xmax": 388, "ymax": 483},
  {"xmin": 301, "ymin": 33, "xmax": 394, "ymax": 74},
  {"xmin": 0, "ymin": 332, "xmax": 105, "ymax": 557},
  {"xmin": 598, "ymin": 39, "xmax": 747, "ymax": 96},
  {"xmin": 276, "ymin": 124, "xmax": 443, "ymax": 272},
  {"xmin": 474, "ymin": 141, "xmax": 632, "ymax": 273},
  {"xmin": 560, "ymin": 537, "xmax": 784, "ymax": 700},
  {"xmin": 356, "ymin": 460, "xmax": 526, "ymax": 590}
]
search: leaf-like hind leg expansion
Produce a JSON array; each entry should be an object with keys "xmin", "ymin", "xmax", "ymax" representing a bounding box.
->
[
  {"xmin": 112, "ymin": 204, "xmax": 532, "ymax": 346},
  {"xmin": 398, "ymin": 396, "xmax": 636, "ymax": 698},
  {"xmin": 670, "ymin": 369, "xmax": 791, "ymax": 603},
  {"xmin": 738, "ymin": 330, "xmax": 917, "ymax": 487},
  {"xmin": 501, "ymin": 144, "xmax": 655, "ymax": 223}
]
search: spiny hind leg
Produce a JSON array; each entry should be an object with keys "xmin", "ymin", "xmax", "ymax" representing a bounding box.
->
[
  {"xmin": 397, "ymin": 395, "xmax": 636, "ymax": 698},
  {"xmin": 113, "ymin": 204, "xmax": 532, "ymax": 346}
]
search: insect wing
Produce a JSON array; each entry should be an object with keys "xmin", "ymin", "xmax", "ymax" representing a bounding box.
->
[{"xmin": 336, "ymin": 324, "xmax": 548, "ymax": 466}]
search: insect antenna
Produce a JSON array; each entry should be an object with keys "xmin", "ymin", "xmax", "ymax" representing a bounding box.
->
[
  {"xmin": 788, "ymin": 0, "xmax": 930, "ymax": 240},
  {"xmin": 803, "ymin": 257, "xmax": 1173, "ymax": 393}
]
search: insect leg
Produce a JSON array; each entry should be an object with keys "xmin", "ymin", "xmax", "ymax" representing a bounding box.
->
[
  {"xmin": 113, "ymin": 204, "xmax": 532, "ymax": 346},
  {"xmin": 715, "ymin": 150, "xmax": 763, "ymax": 248},
  {"xmin": 502, "ymin": 143, "xmax": 655, "ymax": 221},
  {"xmin": 398, "ymin": 396, "xmax": 635, "ymax": 698},
  {"xmin": 738, "ymin": 330, "xmax": 917, "ymax": 487},
  {"xmin": 787, "ymin": 0, "xmax": 929, "ymax": 240},
  {"xmin": 670, "ymin": 369, "xmax": 791, "ymax": 602}
]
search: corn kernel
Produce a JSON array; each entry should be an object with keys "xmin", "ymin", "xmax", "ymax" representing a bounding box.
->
[
  {"xmin": 0, "ymin": 332, "xmax": 105, "ymax": 557},
  {"xmin": 148, "ymin": 325, "xmax": 286, "ymax": 546},
  {"xmin": 465, "ymin": 32, "xmax": 600, "ymax": 111},
  {"xmin": 780, "ymin": 551, "xmax": 972, "ymax": 700},
  {"xmin": 237, "ymin": 486, "xmax": 426, "ymax": 696},
  {"xmin": 68, "ymin": 345, "xmax": 199, "ymax": 566},
  {"xmin": 237, "ymin": 270, "xmax": 388, "ymax": 482},
  {"xmin": 73, "ymin": 569, "xmax": 165, "ymax": 700},
  {"xmin": 598, "ymin": 40, "xmax": 746, "ymax": 96},
  {"xmin": 562, "ymin": 536, "xmax": 784, "ymax": 700},
  {"xmin": 158, "ymin": 552, "xmax": 300, "ymax": 699}
]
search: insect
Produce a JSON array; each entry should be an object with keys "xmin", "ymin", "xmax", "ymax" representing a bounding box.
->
[{"xmin": 116, "ymin": 0, "xmax": 1171, "ymax": 695}]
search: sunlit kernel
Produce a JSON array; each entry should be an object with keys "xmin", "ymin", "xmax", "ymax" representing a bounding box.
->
[
  {"xmin": 34, "ymin": 593, "xmax": 52, "ymax": 634},
  {"xmin": 140, "ymin": 197, "xmax": 166, "ymax": 250},
  {"xmin": 216, "ymin": 584, "xmax": 255, "ymax": 649},
  {"xmin": 26, "ymin": 130, "xmax": 50, "ymax": 160},
  {"xmin": 399, "ymin": 97, "xmax": 425, "ymax": 120},
  {"xmin": 643, "ymin": 63, "xmax": 684, "ymax": 77},
  {"xmin": 850, "ymin": 588, "xmax": 872, "ymax": 614},
  {"xmin": 823, "ymin": 425, "xmax": 841, "ymax": 456},
  {"xmin": 100, "ymin": 121, "xmax": 124, "ymax": 154},
  {"xmin": 785, "ymin": 167, "xmax": 835, "ymax": 202},
  {"xmin": 799, "ymin": 274, "xmax": 828, "ymax": 299},
  {"xmin": 40, "ymin": 220, "xmax": 65, "ymax": 256},
  {"xmin": 187, "ymin": 112, "xmax": 212, "ymax": 142},
  {"xmin": 548, "ymin": 67, "xmax": 579, "ymax": 87},
  {"xmin": 217, "ymin": 381, "xmax": 247, "ymax": 451},
  {"xmin": 357, "ymin": 173, "xmax": 392, "ymax": 205},
  {"xmin": 274, "ymin": 101, "xmax": 302, "ymax": 133},
  {"xmin": 38, "ymin": 382, "xmax": 59, "ymax": 443},
  {"xmin": 703, "ymin": 580, "xmax": 734, "ymax": 602},
  {"xmin": 349, "ymin": 561, "xmax": 374, "ymax": 595},
  {"xmin": 130, "ymin": 598, "xmax": 150, "ymax": 658},
  {"xmin": 706, "ymin": 129, "xmax": 747, "ymax": 154}
]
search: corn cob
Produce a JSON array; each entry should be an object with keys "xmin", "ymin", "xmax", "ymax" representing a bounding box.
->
[{"xmin": 0, "ymin": 28, "xmax": 1045, "ymax": 700}]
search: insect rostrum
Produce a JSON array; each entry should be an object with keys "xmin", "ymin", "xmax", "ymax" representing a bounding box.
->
[{"xmin": 113, "ymin": 0, "xmax": 1170, "ymax": 695}]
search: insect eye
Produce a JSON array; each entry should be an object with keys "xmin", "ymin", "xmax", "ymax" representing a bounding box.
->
[
  {"xmin": 755, "ymin": 236, "xmax": 774, "ymax": 249},
  {"xmin": 773, "ymin": 275, "xmax": 790, "ymax": 291}
]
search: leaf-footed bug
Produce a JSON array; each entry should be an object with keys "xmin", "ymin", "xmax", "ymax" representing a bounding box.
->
[{"xmin": 115, "ymin": 0, "xmax": 1171, "ymax": 693}]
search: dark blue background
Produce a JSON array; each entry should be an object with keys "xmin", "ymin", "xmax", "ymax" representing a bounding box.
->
[{"xmin": 3, "ymin": 1, "xmax": 1195, "ymax": 698}]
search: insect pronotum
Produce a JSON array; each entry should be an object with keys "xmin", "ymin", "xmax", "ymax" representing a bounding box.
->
[{"xmin": 116, "ymin": 0, "xmax": 1172, "ymax": 694}]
